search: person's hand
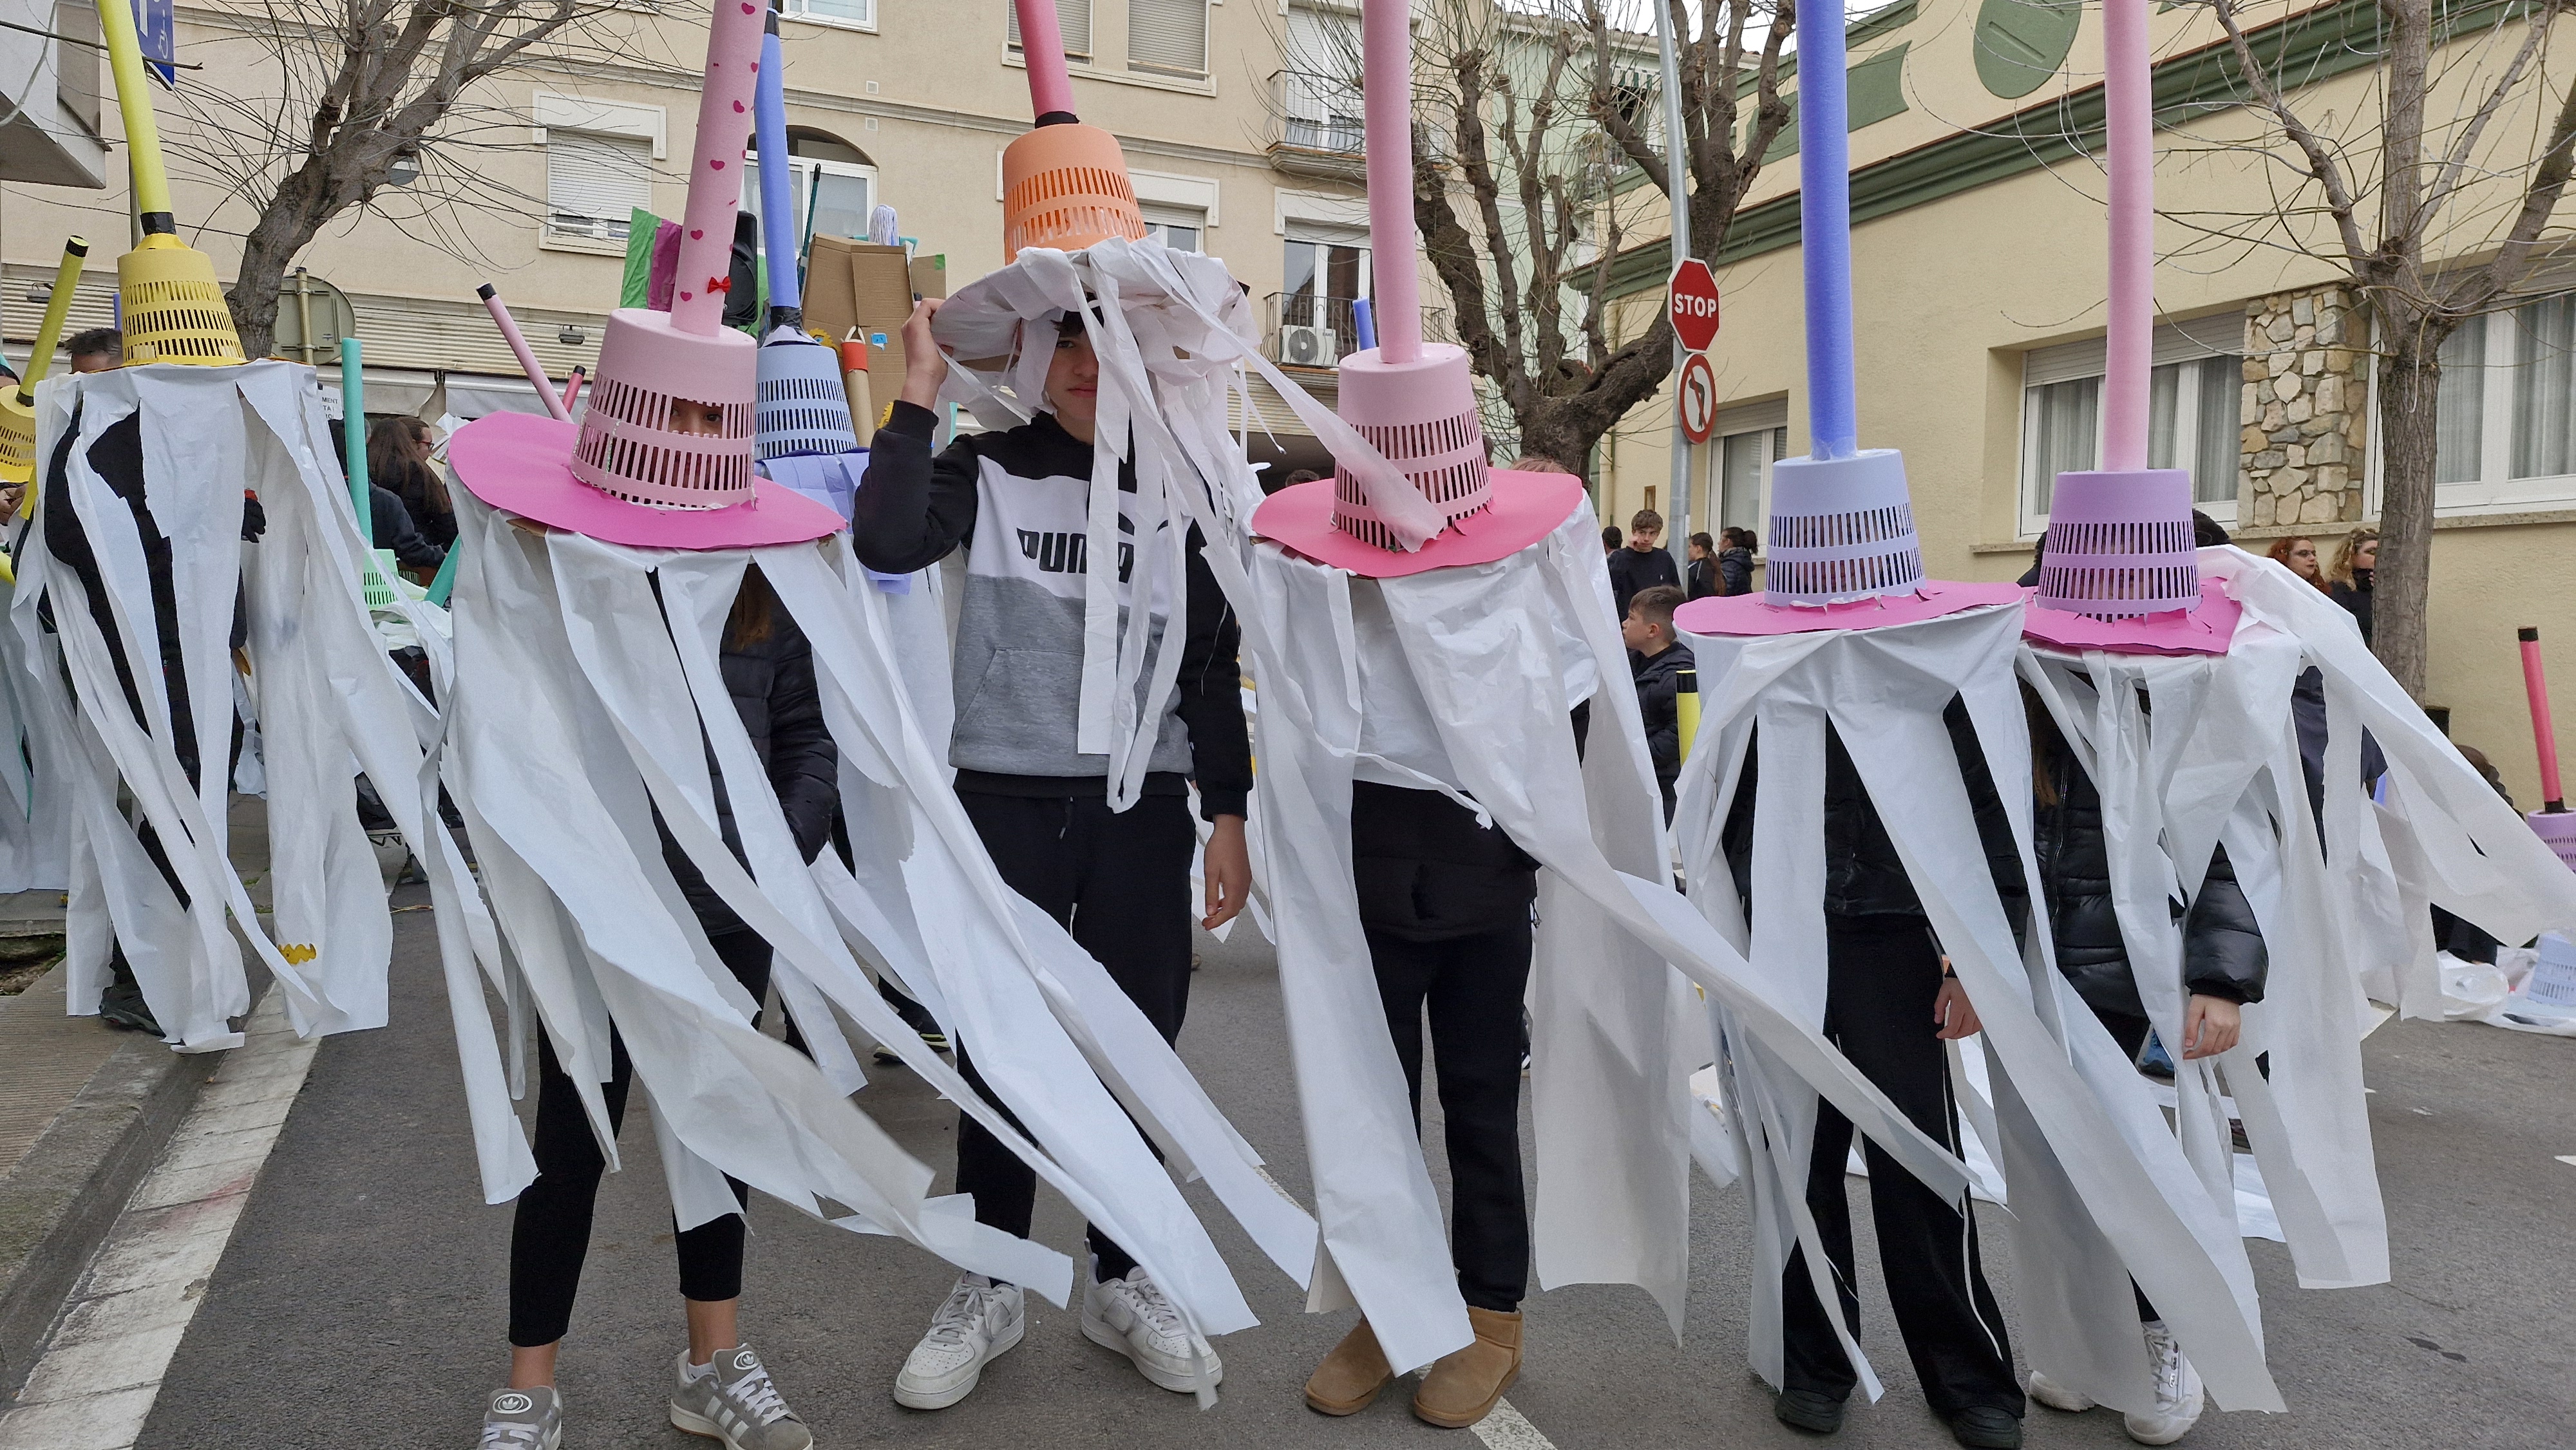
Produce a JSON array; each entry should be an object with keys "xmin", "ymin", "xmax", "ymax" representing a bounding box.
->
[
  {"xmin": 2181, "ymin": 994, "xmax": 2241, "ymax": 1059},
  {"xmin": 0, "ymin": 485, "xmax": 22, "ymax": 518},
  {"xmin": 1202, "ymin": 814, "xmax": 1252, "ymax": 931},
  {"xmin": 1933, "ymin": 968, "xmax": 1982, "ymax": 1040},
  {"xmin": 897, "ymin": 297, "xmax": 947, "ymax": 411}
]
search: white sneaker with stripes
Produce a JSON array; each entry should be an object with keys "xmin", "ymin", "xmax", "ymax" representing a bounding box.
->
[{"xmin": 669, "ymin": 1343, "xmax": 813, "ymax": 1450}]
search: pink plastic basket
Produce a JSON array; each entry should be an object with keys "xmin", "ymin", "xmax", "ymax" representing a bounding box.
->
[
  {"xmin": 2035, "ymin": 469, "xmax": 2199, "ymax": 617},
  {"xmin": 1328, "ymin": 344, "xmax": 1490, "ymax": 551}
]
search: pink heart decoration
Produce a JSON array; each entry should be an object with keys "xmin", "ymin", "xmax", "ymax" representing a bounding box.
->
[
  {"xmin": 689, "ymin": 229, "xmax": 704, "ymax": 240},
  {"xmin": 679, "ymin": 291, "xmax": 694, "ymax": 301},
  {"xmin": 733, "ymin": 100, "xmax": 745, "ymax": 113},
  {"xmin": 710, "ymin": 159, "xmax": 724, "ymax": 169},
  {"xmin": 742, "ymin": 3, "xmax": 754, "ymax": 11}
]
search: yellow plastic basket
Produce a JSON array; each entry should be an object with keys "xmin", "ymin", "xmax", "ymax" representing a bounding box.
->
[{"xmin": 120, "ymin": 236, "xmax": 243, "ymax": 367}]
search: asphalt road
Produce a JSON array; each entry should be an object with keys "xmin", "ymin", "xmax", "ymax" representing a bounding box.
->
[{"xmin": 126, "ymin": 888, "xmax": 2576, "ymax": 1449}]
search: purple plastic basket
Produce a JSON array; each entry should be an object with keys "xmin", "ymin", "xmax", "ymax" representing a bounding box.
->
[
  {"xmin": 2530, "ymin": 810, "xmax": 2576, "ymax": 873},
  {"xmin": 2036, "ymin": 469, "xmax": 2199, "ymax": 617},
  {"xmin": 1762, "ymin": 449, "xmax": 1925, "ymax": 606}
]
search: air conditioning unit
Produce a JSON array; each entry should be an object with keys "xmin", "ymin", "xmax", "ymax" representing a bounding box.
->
[{"xmin": 1277, "ymin": 323, "xmax": 1340, "ymax": 368}]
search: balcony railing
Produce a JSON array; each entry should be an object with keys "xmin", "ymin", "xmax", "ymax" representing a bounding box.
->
[
  {"xmin": 1265, "ymin": 293, "xmax": 1454, "ymax": 368},
  {"xmin": 1264, "ymin": 70, "xmax": 1365, "ymax": 178}
]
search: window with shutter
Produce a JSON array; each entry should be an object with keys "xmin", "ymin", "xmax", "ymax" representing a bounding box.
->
[
  {"xmin": 545, "ymin": 132, "xmax": 654, "ymax": 243},
  {"xmin": 1128, "ymin": 0, "xmax": 1208, "ymax": 76},
  {"xmin": 1008, "ymin": 0, "xmax": 1092, "ymax": 62}
]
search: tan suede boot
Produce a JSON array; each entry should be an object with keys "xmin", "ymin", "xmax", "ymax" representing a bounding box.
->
[
  {"xmin": 1304, "ymin": 1319, "xmax": 1395, "ymax": 1415},
  {"xmin": 1410, "ymin": 1306, "xmax": 1523, "ymax": 1428}
]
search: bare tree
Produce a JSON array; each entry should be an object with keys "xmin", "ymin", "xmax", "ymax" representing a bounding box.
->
[
  {"xmin": 2206, "ymin": 0, "xmax": 2576, "ymax": 695},
  {"xmin": 1365, "ymin": 0, "xmax": 1790, "ymax": 476},
  {"xmin": 173, "ymin": 0, "xmax": 667, "ymax": 357}
]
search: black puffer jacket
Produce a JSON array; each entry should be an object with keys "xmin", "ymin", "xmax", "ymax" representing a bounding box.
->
[
  {"xmin": 1350, "ymin": 702, "xmax": 1589, "ymax": 941},
  {"xmin": 1632, "ymin": 642, "xmax": 1695, "ymax": 798},
  {"xmin": 661, "ymin": 575, "xmax": 839, "ymax": 939},
  {"xmin": 2034, "ymin": 731, "xmax": 2267, "ymax": 1026},
  {"xmin": 1723, "ymin": 698, "xmax": 2029, "ymax": 925}
]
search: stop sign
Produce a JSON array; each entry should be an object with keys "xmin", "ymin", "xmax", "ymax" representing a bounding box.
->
[{"xmin": 1668, "ymin": 258, "xmax": 1721, "ymax": 352}]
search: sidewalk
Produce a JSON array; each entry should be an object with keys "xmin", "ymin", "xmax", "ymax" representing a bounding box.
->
[{"xmin": 0, "ymin": 798, "xmax": 272, "ymax": 1404}]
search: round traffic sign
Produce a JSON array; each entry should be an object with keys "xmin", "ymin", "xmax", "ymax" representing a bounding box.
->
[
  {"xmin": 1678, "ymin": 352, "xmax": 1717, "ymax": 443},
  {"xmin": 1668, "ymin": 258, "xmax": 1722, "ymax": 352}
]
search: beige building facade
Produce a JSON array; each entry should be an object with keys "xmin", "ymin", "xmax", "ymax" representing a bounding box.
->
[
  {"xmin": 1593, "ymin": 0, "xmax": 2576, "ymax": 805},
  {"xmin": 2, "ymin": 0, "xmax": 1371, "ymax": 458}
]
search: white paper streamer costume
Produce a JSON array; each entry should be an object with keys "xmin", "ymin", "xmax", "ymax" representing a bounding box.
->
[
  {"xmin": 0, "ymin": 525, "xmax": 70, "ymax": 894},
  {"xmin": 10, "ymin": 362, "xmax": 470, "ymax": 1052},
  {"xmin": 431, "ymin": 0, "xmax": 1311, "ymax": 1382}
]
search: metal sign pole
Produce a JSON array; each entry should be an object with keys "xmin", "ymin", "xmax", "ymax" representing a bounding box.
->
[{"xmin": 1654, "ymin": 2, "xmax": 1692, "ymax": 581}]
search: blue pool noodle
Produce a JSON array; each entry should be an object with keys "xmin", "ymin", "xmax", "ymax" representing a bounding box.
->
[
  {"xmin": 1798, "ymin": 0, "xmax": 1858, "ymax": 460},
  {"xmin": 1352, "ymin": 297, "xmax": 1378, "ymax": 353},
  {"xmin": 756, "ymin": 23, "xmax": 800, "ymax": 314}
]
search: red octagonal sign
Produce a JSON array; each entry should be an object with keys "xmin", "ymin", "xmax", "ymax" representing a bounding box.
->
[{"xmin": 1668, "ymin": 258, "xmax": 1721, "ymax": 352}]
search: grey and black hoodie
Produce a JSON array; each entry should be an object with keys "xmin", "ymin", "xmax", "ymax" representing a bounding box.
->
[{"xmin": 850, "ymin": 399, "xmax": 1251, "ymax": 819}]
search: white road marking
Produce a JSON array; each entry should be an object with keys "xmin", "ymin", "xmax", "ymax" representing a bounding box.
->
[
  {"xmin": 1474, "ymin": 1397, "xmax": 1560, "ymax": 1449},
  {"xmin": 0, "ymin": 990, "xmax": 318, "ymax": 1450},
  {"xmin": 2556, "ymin": 1154, "xmax": 2576, "ymax": 1168}
]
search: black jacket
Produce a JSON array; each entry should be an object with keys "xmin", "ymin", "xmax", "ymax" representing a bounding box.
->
[
  {"xmin": 2033, "ymin": 739, "xmax": 2268, "ymax": 1023},
  {"xmin": 381, "ymin": 456, "xmax": 456, "ymax": 550},
  {"xmin": 1632, "ymin": 642, "xmax": 1694, "ymax": 791},
  {"xmin": 368, "ymin": 485, "xmax": 445, "ymax": 571},
  {"xmin": 1723, "ymin": 699, "xmax": 2029, "ymax": 926},
  {"xmin": 2329, "ymin": 570, "xmax": 2372, "ymax": 646},
  {"xmin": 1605, "ymin": 544, "xmax": 1680, "ymax": 620},
  {"xmin": 1349, "ymin": 702, "xmax": 1589, "ymax": 941},
  {"xmin": 1684, "ymin": 556, "xmax": 1719, "ymax": 601},
  {"xmin": 1717, "ymin": 545, "xmax": 1754, "ymax": 598},
  {"xmin": 851, "ymin": 400, "xmax": 1252, "ymax": 819},
  {"xmin": 659, "ymin": 585, "xmax": 840, "ymax": 939}
]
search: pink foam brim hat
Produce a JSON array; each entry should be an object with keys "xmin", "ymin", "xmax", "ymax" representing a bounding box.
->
[
  {"xmin": 2022, "ymin": 577, "xmax": 2243, "ymax": 657},
  {"xmin": 1251, "ymin": 468, "xmax": 1586, "ymax": 579},
  {"xmin": 451, "ymin": 411, "xmax": 844, "ymax": 549},
  {"xmin": 1678, "ymin": 579, "xmax": 2026, "ymax": 637}
]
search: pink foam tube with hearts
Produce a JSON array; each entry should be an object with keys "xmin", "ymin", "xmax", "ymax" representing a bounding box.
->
[
  {"xmin": 672, "ymin": 0, "xmax": 767, "ymax": 337},
  {"xmin": 1361, "ymin": 0, "xmax": 1422, "ymax": 364}
]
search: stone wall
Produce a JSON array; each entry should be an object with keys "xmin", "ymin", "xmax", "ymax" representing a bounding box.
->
[{"xmin": 2240, "ymin": 286, "xmax": 2367, "ymax": 527}]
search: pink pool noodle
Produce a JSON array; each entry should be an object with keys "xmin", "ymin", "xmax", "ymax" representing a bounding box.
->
[
  {"xmin": 671, "ymin": 0, "xmax": 766, "ymax": 338},
  {"xmin": 2523, "ymin": 628, "xmax": 2565, "ymax": 811},
  {"xmin": 1014, "ymin": 0, "xmax": 1077, "ymax": 118},
  {"xmin": 2102, "ymin": 0, "xmax": 2152, "ymax": 471},
  {"xmin": 561, "ymin": 365, "xmax": 586, "ymax": 414},
  {"xmin": 475, "ymin": 284, "xmax": 567, "ymax": 421},
  {"xmin": 1361, "ymin": 0, "xmax": 1422, "ymax": 365}
]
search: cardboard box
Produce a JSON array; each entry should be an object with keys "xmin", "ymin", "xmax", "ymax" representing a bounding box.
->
[
  {"xmin": 909, "ymin": 254, "xmax": 947, "ymax": 301},
  {"xmin": 804, "ymin": 236, "xmax": 920, "ymax": 380}
]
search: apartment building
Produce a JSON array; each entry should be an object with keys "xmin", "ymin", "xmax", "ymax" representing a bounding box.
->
[
  {"xmin": 1591, "ymin": 0, "xmax": 2576, "ymax": 804},
  {"xmin": 1, "ymin": 0, "xmax": 1372, "ymax": 458}
]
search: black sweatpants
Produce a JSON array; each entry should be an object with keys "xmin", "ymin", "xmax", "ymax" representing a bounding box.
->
[
  {"xmin": 507, "ymin": 930, "xmax": 803, "ymax": 1346},
  {"xmin": 950, "ymin": 789, "xmax": 1196, "ymax": 1285},
  {"xmin": 1366, "ymin": 920, "xmax": 1533, "ymax": 1313},
  {"xmin": 1781, "ymin": 914, "xmax": 2022, "ymax": 1418}
]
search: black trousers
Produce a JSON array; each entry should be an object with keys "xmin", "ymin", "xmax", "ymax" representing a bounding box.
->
[
  {"xmin": 1781, "ymin": 914, "xmax": 2022, "ymax": 1418},
  {"xmin": 1365, "ymin": 920, "xmax": 1533, "ymax": 1313},
  {"xmin": 951, "ymin": 789, "xmax": 1197, "ymax": 1285},
  {"xmin": 507, "ymin": 930, "xmax": 804, "ymax": 1347}
]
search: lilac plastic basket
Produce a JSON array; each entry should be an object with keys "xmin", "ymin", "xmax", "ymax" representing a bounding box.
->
[
  {"xmin": 756, "ymin": 331, "xmax": 858, "ymax": 462},
  {"xmin": 2036, "ymin": 469, "xmax": 2199, "ymax": 617},
  {"xmin": 2530, "ymin": 809, "xmax": 2576, "ymax": 873},
  {"xmin": 1761, "ymin": 449, "xmax": 1925, "ymax": 606}
]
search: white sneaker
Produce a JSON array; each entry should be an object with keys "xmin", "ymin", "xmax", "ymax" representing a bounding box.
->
[
  {"xmin": 1081, "ymin": 1268, "xmax": 1220, "ymax": 1393},
  {"xmin": 2122, "ymin": 1320, "xmax": 2205, "ymax": 1445},
  {"xmin": 893, "ymin": 1274, "xmax": 1025, "ymax": 1410},
  {"xmin": 2027, "ymin": 1370, "xmax": 2096, "ymax": 1413},
  {"xmin": 477, "ymin": 1386, "xmax": 562, "ymax": 1450}
]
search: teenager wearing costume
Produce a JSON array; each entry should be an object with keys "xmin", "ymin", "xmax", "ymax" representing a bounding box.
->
[
  {"xmin": 851, "ymin": 298, "xmax": 1254, "ymax": 1409},
  {"xmin": 480, "ymin": 558, "xmax": 836, "ymax": 1450},
  {"xmin": 2020, "ymin": 691, "xmax": 2266, "ymax": 1446},
  {"xmin": 1722, "ymin": 705, "xmax": 2030, "ymax": 1449}
]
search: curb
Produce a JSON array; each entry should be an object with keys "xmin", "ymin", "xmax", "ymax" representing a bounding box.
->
[{"xmin": 0, "ymin": 1001, "xmax": 219, "ymax": 1404}]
